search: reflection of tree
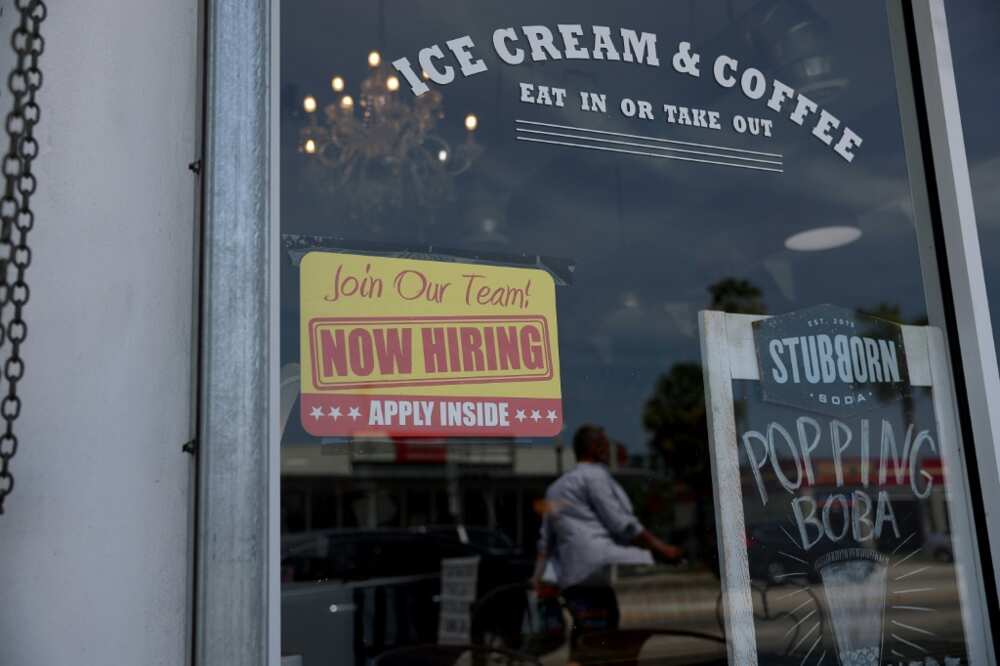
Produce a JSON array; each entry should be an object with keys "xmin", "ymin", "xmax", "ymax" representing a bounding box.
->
[
  {"xmin": 644, "ymin": 364, "xmax": 708, "ymax": 478},
  {"xmin": 643, "ymin": 362, "xmax": 709, "ymax": 558},
  {"xmin": 858, "ymin": 303, "xmax": 925, "ymax": 464},
  {"xmin": 707, "ymin": 278, "xmax": 767, "ymax": 316},
  {"xmin": 858, "ymin": 302, "xmax": 928, "ymax": 327},
  {"xmin": 642, "ymin": 278, "xmax": 767, "ymax": 571}
]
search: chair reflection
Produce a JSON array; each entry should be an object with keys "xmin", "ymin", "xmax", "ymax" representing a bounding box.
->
[
  {"xmin": 575, "ymin": 629, "xmax": 726, "ymax": 666},
  {"xmin": 372, "ymin": 644, "xmax": 542, "ymax": 666}
]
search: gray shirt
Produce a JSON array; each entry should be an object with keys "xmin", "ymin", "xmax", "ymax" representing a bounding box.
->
[{"xmin": 537, "ymin": 462, "xmax": 654, "ymax": 589}]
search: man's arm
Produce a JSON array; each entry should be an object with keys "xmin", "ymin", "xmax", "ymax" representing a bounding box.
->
[
  {"xmin": 531, "ymin": 508, "xmax": 555, "ymax": 589},
  {"xmin": 632, "ymin": 528, "xmax": 683, "ymax": 562},
  {"xmin": 531, "ymin": 551, "xmax": 547, "ymax": 589},
  {"xmin": 589, "ymin": 470, "xmax": 683, "ymax": 561},
  {"xmin": 587, "ymin": 472, "xmax": 645, "ymax": 542}
]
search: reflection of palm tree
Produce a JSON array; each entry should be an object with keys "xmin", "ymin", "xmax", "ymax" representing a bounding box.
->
[
  {"xmin": 858, "ymin": 303, "xmax": 927, "ymax": 327},
  {"xmin": 642, "ymin": 278, "xmax": 767, "ymax": 569},
  {"xmin": 707, "ymin": 278, "xmax": 767, "ymax": 316},
  {"xmin": 643, "ymin": 362, "xmax": 711, "ymax": 562},
  {"xmin": 858, "ymin": 303, "xmax": 924, "ymax": 435},
  {"xmin": 859, "ymin": 304, "xmax": 905, "ymax": 406}
]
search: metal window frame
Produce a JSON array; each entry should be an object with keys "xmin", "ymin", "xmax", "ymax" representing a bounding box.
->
[
  {"xmin": 902, "ymin": 0, "xmax": 1000, "ymax": 638},
  {"xmin": 191, "ymin": 0, "xmax": 1000, "ymax": 664},
  {"xmin": 195, "ymin": 0, "xmax": 272, "ymax": 665}
]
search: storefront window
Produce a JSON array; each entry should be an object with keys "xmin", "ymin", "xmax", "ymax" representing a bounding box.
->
[{"xmin": 277, "ymin": 2, "xmax": 993, "ymax": 664}]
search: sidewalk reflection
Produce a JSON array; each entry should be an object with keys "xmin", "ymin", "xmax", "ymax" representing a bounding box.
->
[{"xmin": 535, "ymin": 562, "xmax": 962, "ymax": 665}]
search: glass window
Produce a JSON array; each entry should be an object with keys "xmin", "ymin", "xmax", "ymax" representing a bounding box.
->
[{"xmin": 277, "ymin": 2, "xmax": 993, "ymax": 664}]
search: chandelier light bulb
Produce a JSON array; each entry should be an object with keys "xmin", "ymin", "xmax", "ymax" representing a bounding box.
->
[
  {"xmin": 295, "ymin": 57, "xmax": 481, "ymax": 212},
  {"xmin": 303, "ymin": 95, "xmax": 318, "ymax": 113},
  {"xmin": 368, "ymin": 50, "xmax": 382, "ymax": 68}
]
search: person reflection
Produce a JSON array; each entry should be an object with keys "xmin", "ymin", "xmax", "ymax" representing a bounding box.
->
[{"xmin": 533, "ymin": 424, "xmax": 682, "ymax": 664}]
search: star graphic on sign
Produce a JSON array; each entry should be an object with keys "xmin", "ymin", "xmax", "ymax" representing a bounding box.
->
[
  {"xmin": 530, "ymin": 409, "xmax": 541, "ymax": 422},
  {"xmin": 515, "ymin": 409, "xmax": 526, "ymax": 422},
  {"xmin": 545, "ymin": 409, "xmax": 557, "ymax": 423},
  {"xmin": 328, "ymin": 406, "xmax": 342, "ymax": 420},
  {"xmin": 348, "ymin": 406, "xmax": 361, "ymax": 421},
  {"xmin": 309, "ymin": 406, "xmax": 324, "ymax": 421}
]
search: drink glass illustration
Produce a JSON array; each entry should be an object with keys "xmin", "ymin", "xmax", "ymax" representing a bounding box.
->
[{"xmin": 815, "ymin": 549, "xmax": 889, "ymax": 666}]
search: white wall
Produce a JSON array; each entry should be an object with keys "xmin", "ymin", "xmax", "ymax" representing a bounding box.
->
[{"xmin": 0, "ymin": 1, "xmax": 200, "ymax": 664}]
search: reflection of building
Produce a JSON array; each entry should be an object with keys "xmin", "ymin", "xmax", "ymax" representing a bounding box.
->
[
  {"xmin": 283, "ymin": 441, "xmax": 565, "ymax": 541},
  {"xmin": 281, "ymin": 440, "xmax": 677, "ymax": 553}
]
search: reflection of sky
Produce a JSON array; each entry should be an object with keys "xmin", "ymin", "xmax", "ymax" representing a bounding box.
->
[
  {"xmin": 281, "ymin": 0, "xmax": 932, "ymax": 451},
  {"xmin": 947, "ymin": 1, "xmax": 1000, "ymax": 359}
]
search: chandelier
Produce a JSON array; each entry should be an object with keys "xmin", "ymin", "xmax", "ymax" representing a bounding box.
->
[{"xmin": 299, "ymin": 50, "xmax": 482, "ymax": 219}]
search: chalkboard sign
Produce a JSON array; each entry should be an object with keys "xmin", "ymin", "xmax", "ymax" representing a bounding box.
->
[{"xmin": 700, "ymin": 307, "xmax": 991, "ymax": 666}]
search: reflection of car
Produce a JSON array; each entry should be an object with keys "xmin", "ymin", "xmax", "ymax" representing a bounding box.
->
[
  {"xmin": 281, "ymin": 525, "xmax": 530, "ymax": 583},
  {"xmin": 281, "ymin": 526, "xmax": 535, "ymax": 665},
  {"xmin": 282, "ymin": 528, "xmax": 455, "ymax": 583},
  {"xmin": 746, "ymin": 523, "xmax": 849, "ymax": 584},
  {"xmin": 411, "ymin": 524, "xmax": 518, "ymax": 556},
  {"xmin": 925, "ymin": 532, "xmax": 953, "ymax": 562}
]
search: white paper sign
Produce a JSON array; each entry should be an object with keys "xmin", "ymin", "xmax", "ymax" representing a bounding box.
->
[{"xmin": 437, "ymin": 555, "xmax": 480, "ymax": 645}]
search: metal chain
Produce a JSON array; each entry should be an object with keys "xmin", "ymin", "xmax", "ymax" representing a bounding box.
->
[{"xmin": 0, "ymin": 0, "xmax": 45, "ymax": 514}]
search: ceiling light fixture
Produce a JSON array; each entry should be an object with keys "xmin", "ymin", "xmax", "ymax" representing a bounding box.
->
[{"xmin": 785, "ymin": 225, "xmax": 862, "ymax": 252}]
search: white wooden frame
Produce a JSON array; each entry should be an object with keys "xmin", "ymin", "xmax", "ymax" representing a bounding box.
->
[{"xmin": 699, "ymin": 310, "xmax": 993, "ymax": 665}]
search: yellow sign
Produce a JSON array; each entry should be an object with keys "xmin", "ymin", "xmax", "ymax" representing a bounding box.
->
[{"xmin": 300, "ymin": 252, "xmax": 562, "ymax": 437}]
